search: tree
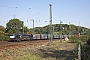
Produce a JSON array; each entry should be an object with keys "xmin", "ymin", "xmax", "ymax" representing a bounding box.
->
[
  {"xmin": 23, "ymin": 26, "xmax": 29, "ymax": 34},
  {"xmin": 0, "ymin": 25, "xmax": 5, "ymax": 35},
  {"xmin": 6, "ymin": 18, "xmax": 23, "ymax": 34},
  {"xmin": 34, "ymin": 27, "xmax": 41, "ymax": 34}
]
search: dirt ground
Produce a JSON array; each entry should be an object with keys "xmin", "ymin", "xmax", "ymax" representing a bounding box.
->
[
  {"xmin": 0, "ymin": 40, "xmax": 49, "ymax": 51},
  {"xmin": 0, "ymin": 39, "xmax": 78, "ymax": 60}
]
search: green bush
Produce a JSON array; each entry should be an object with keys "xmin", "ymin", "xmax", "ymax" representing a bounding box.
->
[
  {"xmin": 70, "ymin": 35, "xmax": 88, "ymax": 43},
  {"xmin": 81, "ymin": 45, "xmax": 90, "ymax": 60},
  {"xmin": 87, "ymin": 38, "xmax": 90, "ymax": 45},
  {"xmin": 0, "ymin": 35, "xmax": 10, "ymax": 41},
  {"xmin": 70, "ymin": 36, "xmax": 80, "ymax": 43},
  {"xmin": 80, "ymin": 35, "xmax": 88, "ymax": 42}
]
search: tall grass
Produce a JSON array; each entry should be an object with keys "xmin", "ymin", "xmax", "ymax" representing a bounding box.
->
[{"xmin": 14, "ymin": 55, "xmax": 45, "ymax": 60}]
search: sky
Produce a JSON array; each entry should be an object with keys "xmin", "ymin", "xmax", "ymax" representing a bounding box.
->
[{"xmin": 0, "ymin": 0, "xmax": 90, "ymax": 28}]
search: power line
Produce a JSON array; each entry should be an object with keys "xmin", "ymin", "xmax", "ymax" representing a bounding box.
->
[
  {"xmin": 0, "ymin": 5, "xmax": 48, "ymax": 9},
  {"xmin": 0, "ymin": 5, "xmax": 49, "ymax": 26},
  {"xmin": 0, "ymin": 5, "xmax": 49, "ymax": 14},
  {"xmin": 0, "ymin": 6, "xmax": 30, "ymax": 9},
  {"xmin": 0, "ymin": 5, "xmax": 49, "ymax": 19},
  {"xmin": 30, "ymin": 6, "xmax": 49, "ymax": 18},
  {"xmin": 0, "ymin": 6, "xmax": 16, "ymax": 8}
]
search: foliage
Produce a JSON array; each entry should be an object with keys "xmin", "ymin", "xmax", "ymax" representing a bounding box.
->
[
  {"xmin": 0, "ymin": 18, "xmax": 90, "ymax": 41},
  {"xmin": 70, "ymin": 36, "xmax": 80, "ymax": 43},
  {"xmin": 0, "ymin": 35, "xmax": 9, "ymax": 41},
  {"xmin": 87, "ymin": 38, "xmax": 90, "ymax": 45},
  {"xmin": 0, "ymin": 25, "xmax": 9, "ymax": 41},
  {"xmin": 80, "ymin": 35, "xmax": 89, "ymax": 42},
  {"xmin": 53, "ymin": 32, "xmax": 60, "ymax": 35},
  {"xmin": 8, "ymin": 30, "xmax": 13, "ymax": 35},
  {"xmin": 0, "ymin": 40, "xmax": 78, "ymax": 60},
  {"xmin": 28, "ymin": 29, "xmax": 33, "ymax": 34},
  {"xmin": 70, "ymin": 35, "xmax": 88, "ymax": 43},
  {"xmin": 6, "ymin": 18, "xmax": 23, "ymax": 34},
  {"xmin": 70, "ymin": 35, "xmax": 90, "ymax": 60},
  {"xmin": 21, "ymin": 26, "xmax": 29, "ymax": 34},
  {"xmin": 0, "ymin": 25, "xmax": 5, "ymax": 32},
  {"xmin": 0, "ymin": 25, "xmax": 5, "ymax": 35},
  {"xmin": 15, "ymin": 55, "xmax": 45, "ymax": 60},
  {"xmin": 34, "ymin": 24, "xmax": 90, "ymax": 35},
  {"xmin": 35, "ymin": 26, "xmax": 49, "ymax": 34},
  {"xmin": 34, "ymin": 27, "xmax": 42, "ymax": 34},
  {"xmin": 6, "ymin": 18, "xmax": 29, "ymax": 34},
  {"xmin": 74, "ymin": 58, "xmax": 78, "ymax": 60},
  {"xmin": 1, "ymin": 17, "xmax": 90, "ymax": 35},
  {"xmin": 81, "ymin": 45, "xmax": 90, "ymax": 60}
]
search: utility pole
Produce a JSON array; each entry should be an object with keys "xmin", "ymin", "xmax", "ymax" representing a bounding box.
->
[
  {"xmin": 31, "ymin": 19, "xmax": 34, "ymax": 34},
  {"xmin": 53, "ymin": 26, "xmax": 54, "ymax": 35},
  {"xmin": 49, "ymin": 4, "xmax": 52, "ymax": 43},
  {"xmin": 79, "ymin": 21, "xmax": 80, "ymax": 33},
  {"xmin": 30, "ymin": 19, "xmax": 34, "ymax": 34},
  {"xmin": 23, "ymin": 21, "xmax": 24, "ymax": 34},
  {"xmin": 33, "ymin": 20, "xmax": 34, "ymax": 34},
  {"xmin": 69, "ymin": 22, "xmax": 71, "ymax": 36},
  {"xmin": 60, "ymin": 20, "xmax": 62, "ymax": 42},
  {"xmin": 78, "ymin": 21, "xmax": 81, "ymax": 38}
]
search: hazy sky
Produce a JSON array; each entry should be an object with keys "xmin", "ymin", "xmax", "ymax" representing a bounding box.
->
[{"xmin": 0, "ymin": 0, "xmax": 90, "ymax": 28}]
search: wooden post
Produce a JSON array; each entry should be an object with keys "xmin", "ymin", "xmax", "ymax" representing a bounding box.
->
[{"xmin": 78, "ymin": 44, "xmax": 81, "ymax": 60}]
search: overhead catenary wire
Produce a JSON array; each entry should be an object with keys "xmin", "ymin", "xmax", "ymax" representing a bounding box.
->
[
  {"xmin": 0, "ymin": 5, "xmax": 49, "ymax": 18},
  {"xmin": 27, "ymin": 6, "xmax": 49, "ymax": 22},
  {"xmin": 0, "ymin": 5, "xmax": 49, "ymax": 28},
  {"xmin": 0, "ymin": 6, "xmax": 31, "ymax": 9},
  {"xmin": 30, "ymin": 6, "xmax": 49, "ymax": 18},
  {"xmin": 0, "ymin": 5, "xmax": 48, "ymax": 9}
]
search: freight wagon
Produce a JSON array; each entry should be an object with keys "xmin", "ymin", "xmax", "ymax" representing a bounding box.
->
[
  {"xmin": 9, "ymin": 34, "xmax": 70, "ymax": 42},
  {"xmin": 33, "ymin": 34, "xmax": 41, "ymax": 40},
  {"xmin": 40, "ymin": 34, "xmax": 48, "ymax": 40}
]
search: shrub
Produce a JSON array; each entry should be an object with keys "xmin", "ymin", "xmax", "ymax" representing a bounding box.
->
[
  {"xmin": 87, "ymin": 38, "xmax": 90, "ymax": 45},
  {"xmin": 81, "ymin": 45, "xmax": 90, "ymax": 60},
  {"xmin": 0, "ymin": 35, "xmax": 10, "ymax": 41},
  {"xmin": 80, "ymin": 35, "xmax": 88, "ymax": 42},
  {"xmin": 70, "ymin": 35, "xmax": 88, "ymax": 43},
  {"xmin": 70, "ymin": 36, "xmax": 80, "ymax": 43}
]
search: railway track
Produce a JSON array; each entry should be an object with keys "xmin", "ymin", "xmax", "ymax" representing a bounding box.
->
[{"xmin": 0, "ymin": 39, "xmax": 58, "ymax": 51}]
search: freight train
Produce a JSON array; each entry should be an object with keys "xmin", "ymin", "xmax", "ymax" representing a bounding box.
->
[{"xmin": 9, "ymin": 34, "xmax": 70, "ymax": 42}]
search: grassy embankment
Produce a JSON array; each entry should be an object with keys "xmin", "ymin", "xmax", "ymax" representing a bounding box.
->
[{"xmin": 0, "ymin": 40, "xmax": 78, "ymax": 60}]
